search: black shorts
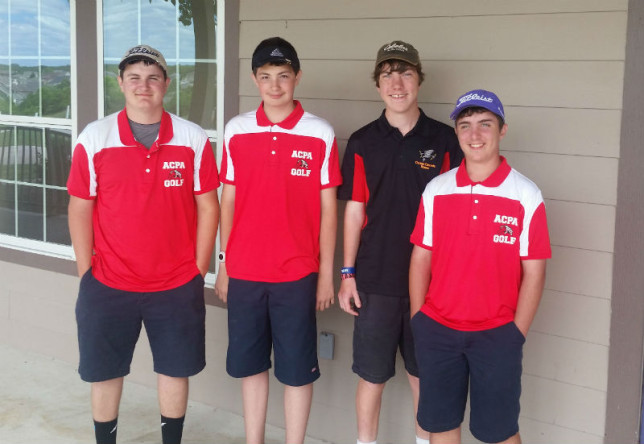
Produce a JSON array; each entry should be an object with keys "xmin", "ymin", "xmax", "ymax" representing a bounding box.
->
[
  {"xmin": 226, "ymin": 273, "xmax": 320, "ymax": 387},
  {"xmin": 411, "ymin": 312, "xmax": 524, "ymax": 443},
  {"xmin": 352, "ymin": 292, "xmax": 418, "ymax": 384},
  {"xmin": 75, "ymin": 269, "xmax": 206, "ymax": 382}
]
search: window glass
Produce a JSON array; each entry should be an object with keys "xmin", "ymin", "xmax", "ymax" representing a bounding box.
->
[
  {"xmin": 0, "ymin": 182, "xmax": 14, "ymax": 235},
  {"xmin": 44, "ymin": 128, "xmax": 71, "ymax": 187},
  {"xmin": 10, "ymin": 0, "xmax": 38, "ymax": 57},
  {"xmin": 0, "ymin": 0, "xmax": 71, "ymax": 249},
  {"xmin": 0, "ymin": 0, "xmax": 71, "ymax": 119},
  {"xmin": 0, "ymin": 125, "xmax": 15, "ymax": 181},
  {"xmin": 17, "ymin": 183, "xmax": 43, "ymax": 241},
  {"xmin": 103, "ymin": 0, "xmax": 218, "ymax": 129},
  {"xmin": 46, "ymin": 188, "xmax": 69, "ymax": 245}
]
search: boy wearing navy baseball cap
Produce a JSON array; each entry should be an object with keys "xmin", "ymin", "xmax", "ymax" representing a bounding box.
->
[
  {"xmin": 215, "ymin": 37, "xmax": 342, "ymax": 444},
  {"xmin": 409, "ymin": 89, "xmax": 551, "ymax": 444}
]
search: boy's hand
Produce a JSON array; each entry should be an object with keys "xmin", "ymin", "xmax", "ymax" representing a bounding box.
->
[
  {"xmin": 338, "ymin": 278, "xmax": 361, "ymax": 316},
  {"xmin": 316, "ymin": 276, "xmax": 335, "ymax": 311},
  {"xmin": 214, "ymin": 264, "xmax": 229, "ymax": 303}
]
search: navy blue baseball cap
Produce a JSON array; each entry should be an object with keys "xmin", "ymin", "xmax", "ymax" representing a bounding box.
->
[
  {"xmin": 450, "ymin": 89, "xmax": 505, "ymax": 122},
  {"xmin": 251, "ymin": 43, "xmax": 299, "ymax": 71}
]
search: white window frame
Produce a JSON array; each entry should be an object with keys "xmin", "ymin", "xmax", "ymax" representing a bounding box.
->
[
  {"xmin": 0, "ymin": 0, "xmax": 226, "ymax": 278},
  {"xmin": 0, "ymin": 0, "xmax": 76, "ymax": 260}
]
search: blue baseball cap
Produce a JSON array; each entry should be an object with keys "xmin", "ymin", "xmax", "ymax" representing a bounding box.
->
[{"xmin": 450, "ymin": 89, "xmax": 505, "ymax": 122}]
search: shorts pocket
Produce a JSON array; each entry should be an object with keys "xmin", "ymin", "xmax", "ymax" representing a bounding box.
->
[{"xmin": 509, "ymin": 321, "xmax": 526, "ymax": 344}]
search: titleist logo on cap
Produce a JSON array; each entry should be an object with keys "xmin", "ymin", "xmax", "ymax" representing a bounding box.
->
[
  {"xmin": 457, "ymin": 92, "xmax": 495, "ymax": 106},
  {"xmin": 127, "ymin": 46, "xmax": 161, "ymax": 58}
]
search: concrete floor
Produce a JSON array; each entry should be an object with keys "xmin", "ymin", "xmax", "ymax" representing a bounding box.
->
[{"xmin": 0, "ymin": 344, "xmax": 333, "ymax": 444}]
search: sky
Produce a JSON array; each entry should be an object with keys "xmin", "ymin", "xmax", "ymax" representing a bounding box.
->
[{"xmin": 0, "ymin": 0, "xmax": 216, "ymax": 66}]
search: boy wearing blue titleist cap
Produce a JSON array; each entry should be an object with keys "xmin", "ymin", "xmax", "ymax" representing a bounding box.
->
[
  {"xmin": 215, "ymin": 37, "xmax": 341, "ymax": 444},
  {"xmin": 409, "ymin": 90, "xmax": 551, "ymax": 444}
]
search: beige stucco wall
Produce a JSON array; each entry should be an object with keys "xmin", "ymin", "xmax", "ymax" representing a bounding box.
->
[{"xmin": 0, "ymin": 1, "xmax": 631, "ymax": 443}]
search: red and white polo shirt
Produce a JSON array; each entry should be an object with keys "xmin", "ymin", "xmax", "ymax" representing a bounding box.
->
[
  {"xmin": 220, "ymin": 101, "xmax": 342, "ymax": 282},
  {"xmin": 67, "ymin": 109, "xmax": 220, "ymax": 292},
  {"xmin": 410, "ymin": 157, "xmax": 551, "ymax": 331}
]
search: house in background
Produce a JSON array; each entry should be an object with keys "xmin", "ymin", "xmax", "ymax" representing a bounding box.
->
[{"xmin": 1, "ymin": 1, "xmax": 643, "ymax": 443}]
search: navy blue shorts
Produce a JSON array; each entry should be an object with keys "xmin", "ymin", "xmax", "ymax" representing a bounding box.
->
[
  {"xmin": 226, "ymin": 273, "xmax": 320, "ymax": 387},
  {"xmin": 75, "ymin": 269, "xmax": 206, "ymax": 382},
  {"xmin": 411, "ymin": 313, "xmax": 525, "ymax": 443},
  {"xmin": 352, "ymin": 292, "xmax": 418, "ymax": 383}
]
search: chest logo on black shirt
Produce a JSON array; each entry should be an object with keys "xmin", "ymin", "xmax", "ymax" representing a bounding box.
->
[
  {"xmin": 291, "ymin": 150, "xmax": 312, "ymax": 177},
  {"xmin": 493, "ymin": 214, "xmax": 518, "ymax": 245},
  {"xmin": 415, "ymin": 149, "xmax": 438, "ymax": 170},
  {"xmin": 163, "ymin": 161, "xmax": 185, "ymax": 187}
]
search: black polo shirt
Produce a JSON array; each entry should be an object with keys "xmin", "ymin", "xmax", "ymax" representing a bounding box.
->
[{"xmin": 338, "ymin": 109, "xmax": 462, "ymax": 297}]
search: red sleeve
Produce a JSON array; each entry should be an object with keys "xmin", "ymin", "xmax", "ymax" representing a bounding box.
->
[
  {"xmin": 410, "ymin": 199, "xmax": 431, "ymax": 250},
  {"xmin": 350, "ymin": 154, "xmax": 368, "ymax": 202},
  {"xmin": 219, "ymin": 139, "xmax": 234, "ymax": 185},
  {"xmin": 195, "ymin": 139, "xmax": 220, "ymax": 194},
  {"xmin": 322, "ymin": 138, "xmax": 343, "ymax": 189},
  {"xmin": 66, "ymin": 143, "xmax": 95, "ymax": 200},
  {"xmin": 525, "ymin": 202, "xmax": 552, "ymax": 259}
]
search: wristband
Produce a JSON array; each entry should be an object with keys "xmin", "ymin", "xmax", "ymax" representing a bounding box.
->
[{"xmin": 341, "ymin": 266, "xmax": 356, "ymax": 280}]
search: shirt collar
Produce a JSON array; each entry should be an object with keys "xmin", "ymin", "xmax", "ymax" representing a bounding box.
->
[
  {"xmin": 118, "ymin": 109, "xmax": 173, "ymax": 149},
  {"xmin": 256, "ymin": 100, "xmax": 305, "ymax": 130},
  {"xmin": 376, "ymin": 108, "xmax": 427, "ymax": 138},
  {"xmin": 456, "ymin": 156, "xmax": 511, "ymax": 188}
]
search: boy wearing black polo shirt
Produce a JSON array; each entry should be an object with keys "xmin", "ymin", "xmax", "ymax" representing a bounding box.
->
[
  {"xmin": 409, "ymin": 90, "xmax": 551, "ymax": 444},
  {"xmin": 337, "ymin": 40, "xmax": 462, "ymax": 444},
  {"xmin": 215, "ymin": 37, "xmax": 341, "ymax": 444}
]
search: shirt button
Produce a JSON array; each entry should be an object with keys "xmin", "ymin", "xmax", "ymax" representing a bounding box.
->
[
  {"xmin": 146, "ymin": 155, "xmax": 151, "ymax": 159},
  {"xmin": 273, "ymin": 136, "xmax": 277, "ymax": 141},
  {"xmin": 145, "ymin": 168, "xmax": 150, "ymax": 173},
  {"xmin": 474, "ymin": 199, "xmax": 479, "ymax": 203},
  {"xmin": 271, "ymin": 151, "xmax": 276, "ymax": 155},
  {"xmin": 473, "ymin": 215, "xmax": 477, "ymax": 220}
]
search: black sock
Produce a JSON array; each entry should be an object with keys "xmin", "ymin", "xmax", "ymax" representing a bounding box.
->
[
  {"xmin": 161, "ymin": 415, "xmax": 185, "ymax": 444},
  {"xmin": 94, "ymin": 418, "xmax": 118, "ymax": 444}
]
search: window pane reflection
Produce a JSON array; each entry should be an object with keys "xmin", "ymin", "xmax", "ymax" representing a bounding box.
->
[
  {"xmin": 45, "ymin": 128, "xmax": 71, "ymax": 187},
  {"xmin": 46, "ymin": 188, "xmax": 69, "ymax": 245},
  {"xmin": 15, "ymin": 126, "xmax": 44, "ymax": 185},
  {"xmin": 0, "ymin": 0, "xmax": 71, "ymax": 118},
  {"xmin": 0, "ymin": 125, "xmax": 15, "ymax": 181},
  {"xmin": 17, "ymin": 184, "xmax": 43, "ymax": 241},
  {"xmin": 103, "ymin": 0, "xmax": 218, "ymax": 130},
  {"xmin": 0, "ymin": 181, "xmax": 14, "ymax": 235}
]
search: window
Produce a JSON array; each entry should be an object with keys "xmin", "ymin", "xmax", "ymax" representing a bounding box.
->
[
  {"xmin": 0, "ymin": 0, "xmax": 225, "ymax": 271},
  {"xmin": 0, "ymin": 0, "xmax": 73, "ymax": 257},
  {"xmin": 102, "ymin": 0, "xmax": 219, "ymax": 131}
]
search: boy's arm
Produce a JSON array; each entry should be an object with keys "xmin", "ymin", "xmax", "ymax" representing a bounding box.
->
[
  {"xmin": 317, "ymin": 186, "xmax": 338, "ymax": 311},
  {"xmin": 194, "ymin": 190, "xmax": 220, "ymax": 277},
  {"xmin": 214, "ymin": 184, "xmax": 235, "ymax": 303},
  {"xmin": 338, "ymin": 200, "xmax": 365, "ymax": 316},
  {"xmin": 513, "ymin": 259, "xmax": 547, "ymax": 337},
  {"xmin": 68, "ymin": 196, "xmax": 95, "ymax": 277},
  {"xmin": 409, "ymin": 245, "xmax": 432, "ymax": 317}
]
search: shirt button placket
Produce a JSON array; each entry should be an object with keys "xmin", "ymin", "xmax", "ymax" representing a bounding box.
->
[{"xmin": 468, "ymin": 186, "xmax": 480, "ymax": 234}]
